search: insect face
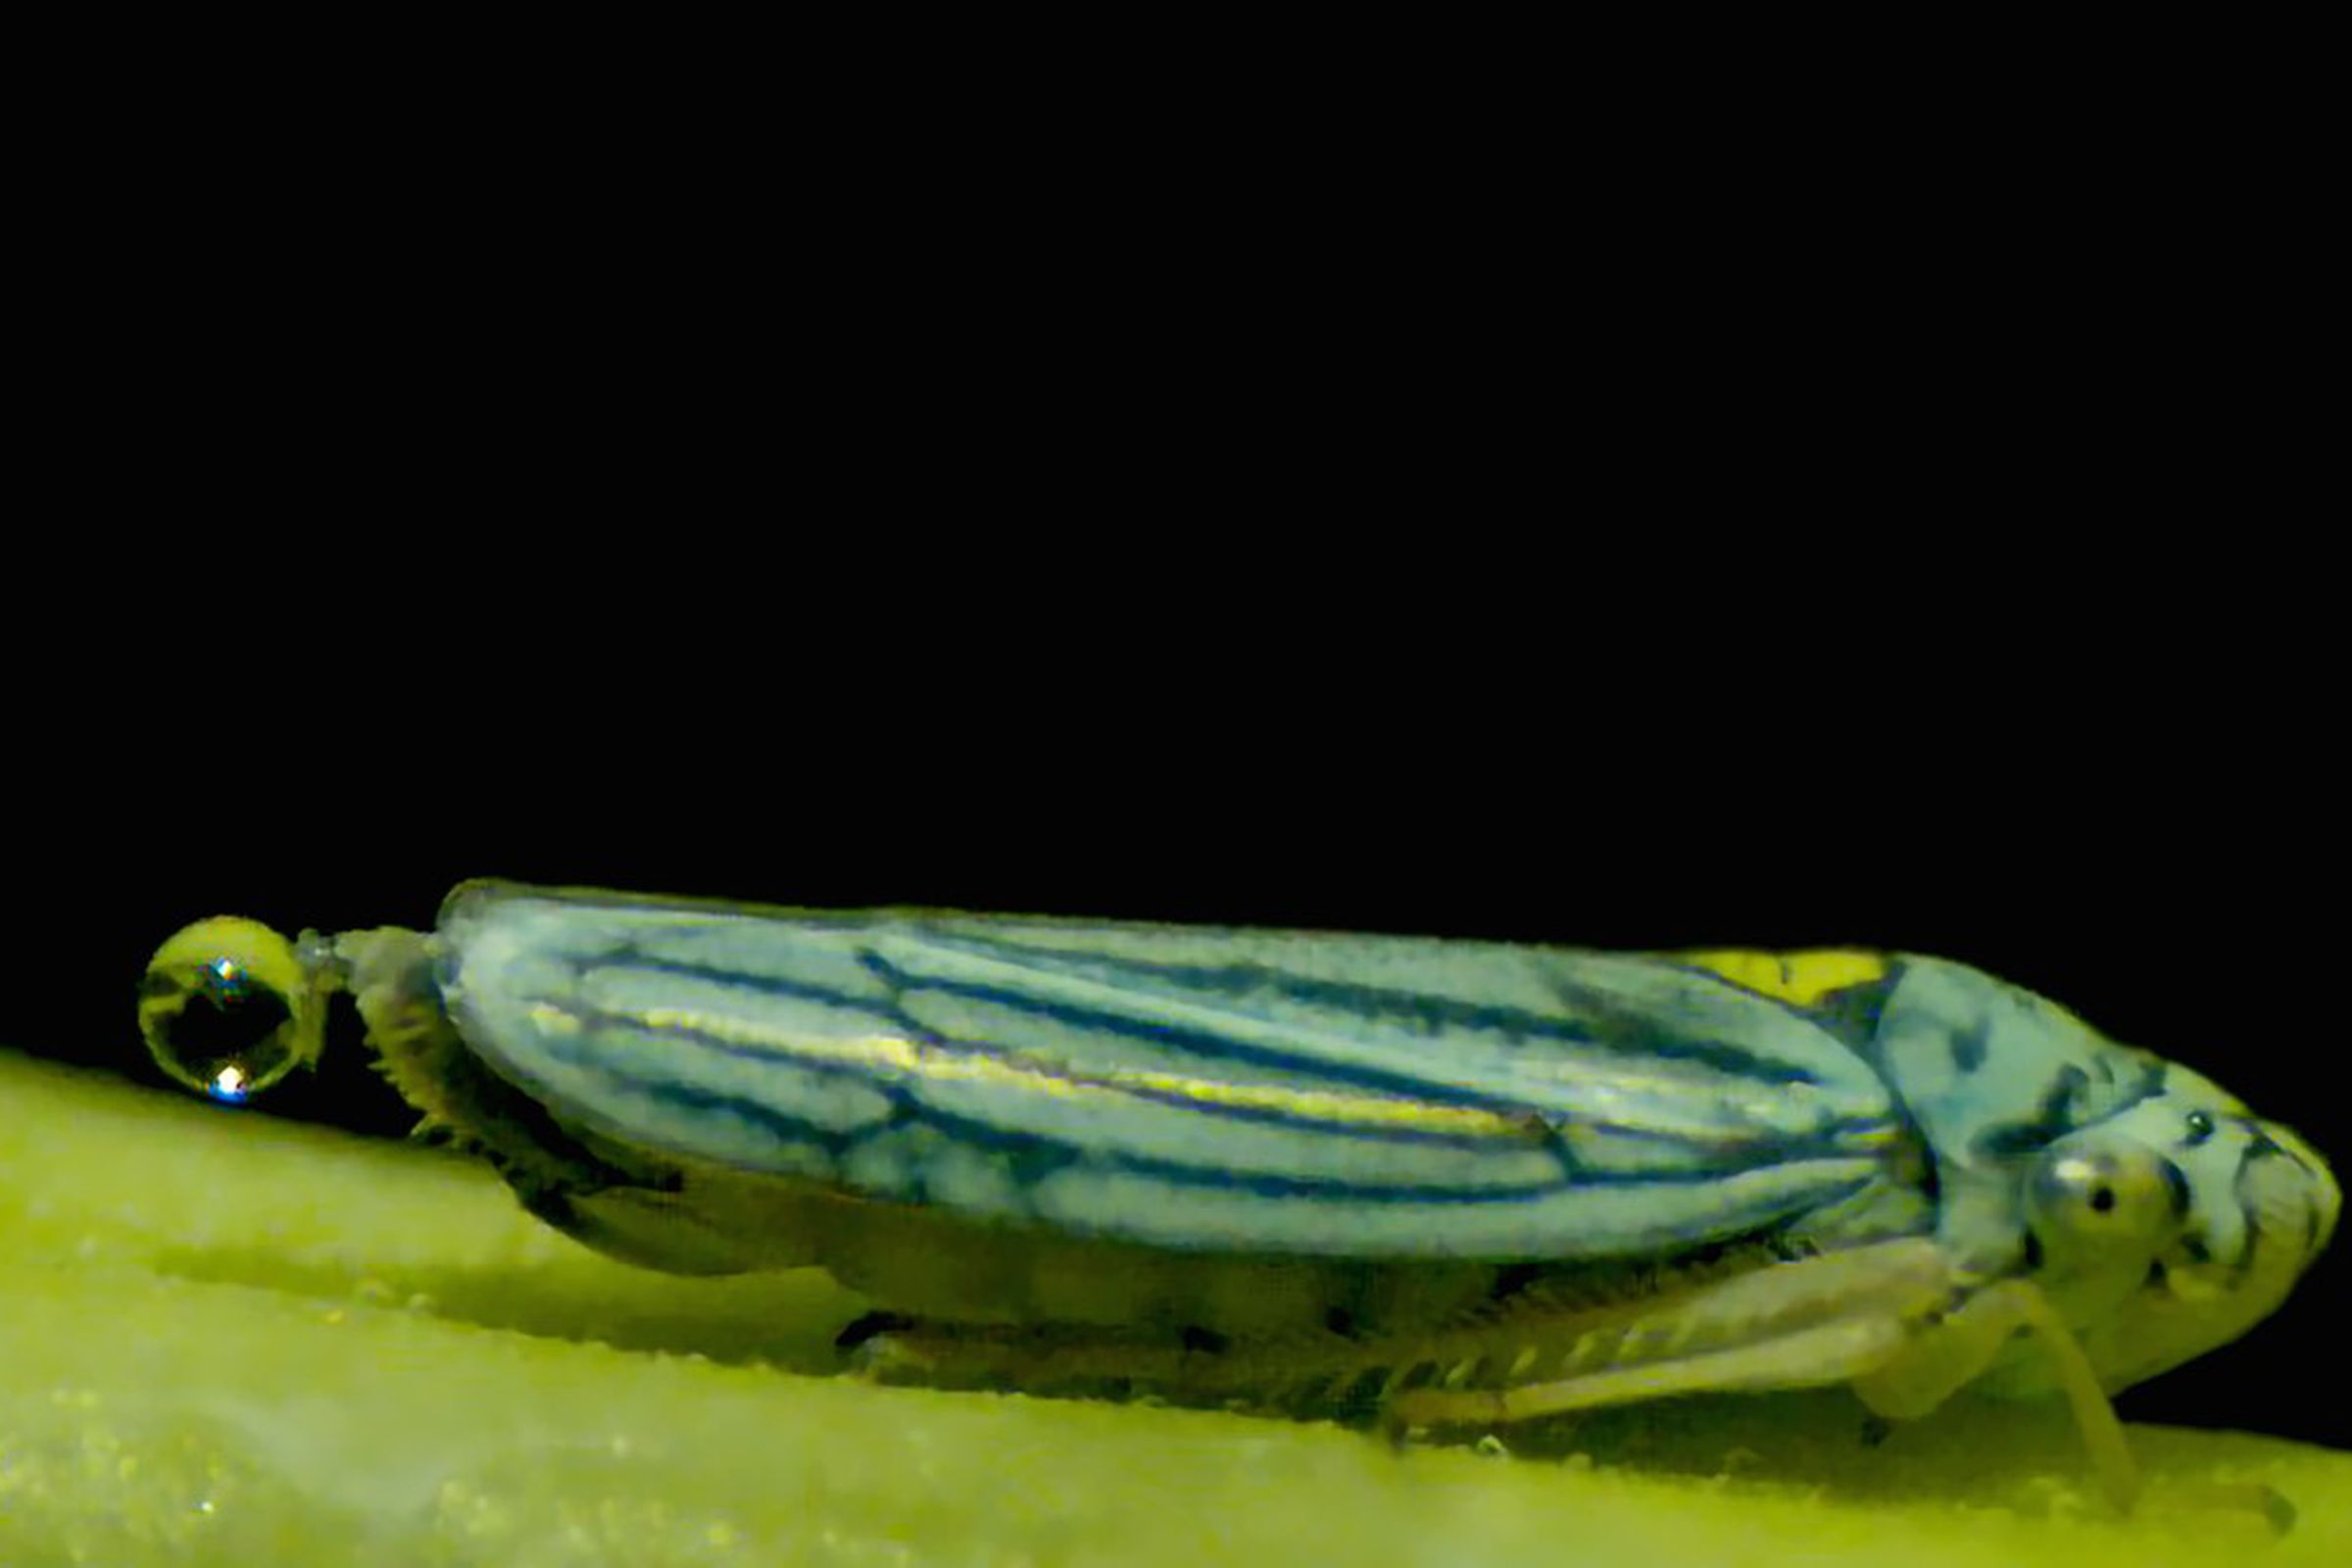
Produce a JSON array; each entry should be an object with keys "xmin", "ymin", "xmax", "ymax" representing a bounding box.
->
[{"xmin": 2018, "ymin": 1072, "xmax": 2338, "ymax": 1394}]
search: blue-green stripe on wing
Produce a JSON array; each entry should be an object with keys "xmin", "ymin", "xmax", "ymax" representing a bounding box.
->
[{"xmin": 434, "ymin": 883, "xmax": 1911, "ymax": 1260}]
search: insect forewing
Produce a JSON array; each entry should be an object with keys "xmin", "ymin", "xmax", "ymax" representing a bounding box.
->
[{"xmin": 433, "ymin": 883, "xmax": 1914, "ymax": 1261}]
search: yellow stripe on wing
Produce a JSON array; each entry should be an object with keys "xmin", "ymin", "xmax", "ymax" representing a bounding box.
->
[{"xmin": 547, "ymin": 1002, "xmax": 1538, "ymax": 1143}]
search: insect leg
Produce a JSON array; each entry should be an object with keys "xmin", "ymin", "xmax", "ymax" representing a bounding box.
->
[
  {"xmin": 1847, "ymin": 1280, "xmax": 2290, "ymax": 1528},
  {"xmin": 1388, "ymin": 1317, "xmax": 1914, "ymax": 1428},
  {"xmin": 1383, "ymin": 1240, "xmax": 1953, "ymax": 1428},
  {"xmin": 1848, "ymin": 1275, "xmax": 2134, "ymax": 1511}
]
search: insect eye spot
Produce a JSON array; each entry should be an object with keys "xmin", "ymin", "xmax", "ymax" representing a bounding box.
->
[{"xmin": 2089, "ymin": 1186, "xmax": 2117, "ymax": 1214}]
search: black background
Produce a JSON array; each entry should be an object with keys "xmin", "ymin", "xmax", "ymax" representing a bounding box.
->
[{"xmin": 6, "ymin": 37, "xmax": 2335, "ymax": 1487}]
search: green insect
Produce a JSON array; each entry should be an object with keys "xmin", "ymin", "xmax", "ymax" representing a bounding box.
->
[{"xmin": 137, "ymin": 882, "xmax": 2338, "ymax": 1516}]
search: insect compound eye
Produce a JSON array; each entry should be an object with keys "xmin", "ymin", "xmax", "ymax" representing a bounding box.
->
[
  {"xmin": 2025, "ymin": 1140, "xmax": 2180, "ymax": 1254},
  {"xmin": 138, "ymin": 915, "xmax": 323, "ymax": 1102}
]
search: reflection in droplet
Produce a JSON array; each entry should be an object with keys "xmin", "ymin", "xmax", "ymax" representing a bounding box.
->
[{"xmin": 139, "ymin": 916, "xmax": 327, "ymax": 1102}]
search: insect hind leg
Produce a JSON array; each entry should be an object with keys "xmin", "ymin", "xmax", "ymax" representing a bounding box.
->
[{"xmin": 838, "ymin": 1241, "xmax": 1958, "ymax": 1421}]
